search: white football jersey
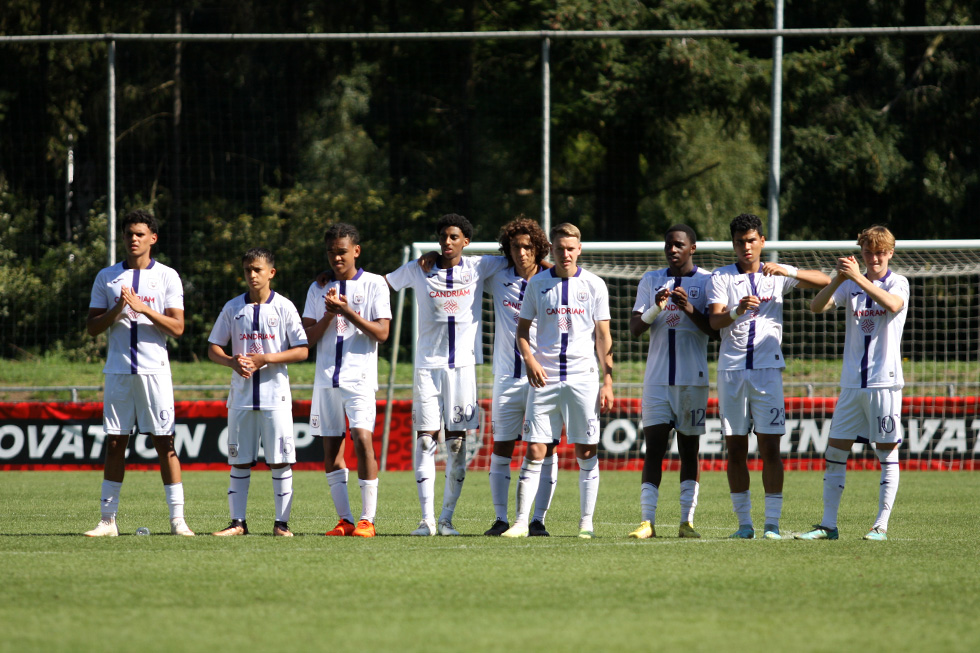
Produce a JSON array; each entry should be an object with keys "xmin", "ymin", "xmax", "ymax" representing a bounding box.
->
[
  {"xmin": 829, "ymin": 271, "xmax": 909, "ymax": 389},
  {"xmin": 707, "ymin": 263, "xmax": 800, "ymax": 371},
  {"xmin": 520, "ymin": 267, "xmax": 610, "ymax": 380},
  {"xmin": 89, "ymin": 259, "xmax": 184, "ymax": 375},
  {"xmin": 208, "ymin": 290, "xmax": 308, "ymax": 411},
  {"xmin": 487, "ymin": 266, "xmax": 538, "ymax": 378},
  {"xmin": 386, "ymin": 255, "xmax": 508, "ymax": 369},
  {"xmin": 303, "ymin": 270, "xmax": 392, "ymax": 391},
  {"xmin": 633, "ymin": 266, "xmax": 712, "ymax": 387}
]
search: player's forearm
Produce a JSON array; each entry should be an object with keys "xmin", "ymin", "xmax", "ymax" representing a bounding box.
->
[
  {"xmin": 708, "ymin": 305, "xmax": 735, "ymax": 330},
  {"xmin": 853, "ymin": 276, "xmax": 905, "ymax": 313},
  {"xmin": 207, "ymin": 344, "xmax": 234, "ymax": 367},
  {"xmin": 810, "ymin": 275, "xmax": 843, "ymax": 313},
  {"xmin": 86, "ymin": 306, "xmax": 123, "ymax": 336},
  {"xmin": 629, "ymin": 313, "xmax": 651, "ymax": 338},
  {"xmin": 257, "ymin": 347, "xmax": 309, "ymax": 366},
  {"xmin": 686, "ymin": 309, "xmax": 719, "ymax": 339},
  {"xmin": 795, "ymin": 269, "xmax": 832, "ymax": 290},
  {"xmin": 142, "ymin": 307, "xmax": 184, "ymax": 338},
  {"xmin": 343, "ymin": 311, "xmax": 390, "ymax": 343},
  {"xmin": 303, "ymin": 315, "xmax": 333, "ymax": 343}
]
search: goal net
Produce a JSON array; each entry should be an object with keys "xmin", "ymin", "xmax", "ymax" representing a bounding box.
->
[{"xmin": 407, "ymin": 239, "xmax": 980, "ymax": 471}]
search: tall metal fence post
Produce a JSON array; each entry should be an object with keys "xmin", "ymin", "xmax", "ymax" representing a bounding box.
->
[
  {"xmin": 107, "ymin": 39, "xmax": 117, "ymax": 266},
  {"xmin": 381, "ymin": 245, "xmax": 411, "ymax": 472},
  {"xmin": 767, "ymin": 0, "xmax": 784, "ymax": 261},
  {"xmin": 541, "ymin": 36, "xmax": 551, "ymax": 234}
]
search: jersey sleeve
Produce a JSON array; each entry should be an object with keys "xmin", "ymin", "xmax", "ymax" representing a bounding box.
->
[
  {"xmin": 890, "ymin": 274, "xmax": 910, "ymax": 307},
  {"xmin": 208, "ymin": 303, "xmax": 233, "ymax": 346},
  {"xmin": 779, "ymin": 265, "xmax": 801, "ymax": 293},
  {"xmin": 519, "ymin": 280, "xmax": 539, "ymax": 321},
  {"xmin": 477, "ymin": 254, "xmax": 510, "ymax": 278},
  {"xmin": 89, "ymin": 270, "xmax": 109, "ymax": 310},
  {"xmin": 829, "ymin": 280, "xmax": 849, "ymax": 308},
  {"xmin": 163, "ymin": 269, "xmax": 184, "ymax": 310},
  {"xmin": 593, "ymin": 277, "xmax": 611, "ymax": 321},
  {"xmin": 632, "ymin": 274, "xmax": 652, "ymax": 314},
  {"xmin": 385, "ymin": 260, "xmax": 417, "ymax": 292},
  {"xmin": 303, "ymin": 281, "xmax": 321, "ymax": 320},
  {"xmin": 372, "ymin": 277, "xmax": 393, "ymax": 320},
  {"xmin": 282, "ymin": 301, "xmax": 309, "ymax": 348},
  {"xmin": 706, "ymin": 274, "xmax": 729, "ymax": 308}
]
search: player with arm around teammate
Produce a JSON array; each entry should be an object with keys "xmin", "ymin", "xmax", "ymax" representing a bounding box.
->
[
  {"xmin": 303, "ymin": 223, "xmax": 390, "ymax": 538},
  {"xmin": 208, "ymin": 248, "xmax": 308, "ymax": 537},
  {"xmin": 707, "ymin": 213, "xmax": 830, "ymax": 540},
  {"xmin": 387, "ymin": 213, "xmax": 509, "ymax": 536},
  {"xmin": 502, "ymin": 223, "xmax": 614, "ymax": 539},
  {"xmin": 84, "ymin": 209, "xmax": 194, "ymax": 537},
  {"xmin": 483, "ymin": 218, "xmax": 559, "ymax": 537},
  {"xmin": 628, "ymin": 224, "xmax": 718, "ymax": 540},
  {"xmin": 797, "ymin": 226, "xmax": 908, "ymax": 542}
]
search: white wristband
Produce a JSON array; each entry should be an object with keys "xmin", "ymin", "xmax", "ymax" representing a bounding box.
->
[
  {"xmin": 729, "ymin": 307, "xmax": 740, "ymax": 321},
  {"xmin": 641, "ymin": 305, "xmax": 662, "ymax": 324},
  {"xmin": 786, "ymin": 267, "xmax": 798, "ymax": 279}
]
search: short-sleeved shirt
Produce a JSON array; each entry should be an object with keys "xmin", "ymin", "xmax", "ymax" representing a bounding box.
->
[
  {"xmin": 386, "ymin": 255, "xmax": 508, "ymax": 369},
  {"xmin": 519, "ymin": 267, "xmax": 610, "ymax": 381},
  {"xmin": 829, "ymin": 271, "xmax": 909, "ymax": 389},
  {"xmin": 487, "ymin": 265, "xmax": 538, "ymax": 379},
  {"xmin": 89, "ymin": 259, "xmax": 184, "ymax": 375},
  {"xmin": 303, "ymin": 270, "xmax": 391, "ymax": 391},
  {"xmin": 633, "ymin": 266, "xmax": 712, "ymax": 387},
  {"xmin": 707, "ymin": 263, "xmax": 800, "ymax": 371},
  {"xmin": 208, "ymin": 290, "xmax": 308, "ymax": 411}
]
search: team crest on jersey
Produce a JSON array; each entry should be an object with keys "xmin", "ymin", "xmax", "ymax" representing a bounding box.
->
[
  {"xmin": 148, "ymin": 278, "xmax": 159, "ymax": 290},
  {"xmin": 352, "ymin": 292, "xmax": 365, "ymax": 305},
  {"xmin": 267, "ymin": 315, "xmax": 279, "ymax": 328},
  {"xmin": 688, "ymin": 286, "xmax": 700, "ymax": 299},
  {"xmin": 576, "ymin": 288, "xmax": 588, "ymax": 302},
  {"xmin": 310, "ymin": 414, "xmax": 319, "ymax": 428},
  {"xmin": 461, "ymin": 270, "xmax": 473, "ymax": 284},
  {"xmin": 861, "ymin": 319, "xmax": 875, "ymax": 334},
  {"xmin": 760, "ymin": 278, "xmax": 774, "ymax": 294}
]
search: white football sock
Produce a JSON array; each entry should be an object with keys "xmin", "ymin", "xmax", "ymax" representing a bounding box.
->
[
  {"xmin": 228, "ymin": 469, "xmax": 251, "ymax": 521},
  {"xmin": 488, "ymin": 453, "xmax": 512, "ymax": 522},
  {"xmin": 326, "ymin": 468, "xmax": 354, "ymax": 523},
  {"xmin": 439, "ymin": 437, "xmax": 467, "ymax": 523},
  {"xmin": 415, "ymin": 435, "xmax": 437, "ymax": 522},
  {"xmin": 764, "ymin": 492, "xmax": 783, "ymax": 527},
  {"xmin": 532, "ymin": 453, "xmax": 558, "ymax": 523},
  {"xmin": 577, "ymin": 456, "xmax": 600, "ymax": 532},
  {"xmin": 679, "ymin": 480, "xmax": 699, "ymax": 524},
  {"xmin": 514, "ymin": 457, "xmax": 543, "ymax": 526},
  {"xmin": 359, "ymin": 478, "xmax": 378, "ymax": 523},
  {"xmin": 100, "ymin": 479, "xmax": 123, "ymax": 520},
  {"xmin": 272, "ymin": 466, "xmax": 293, "ymax": 522},
  {"xmin": 164, "ymin": 482, "xmax": 185, "ymax": 520},
  {"xmin": 640, "ymin": 482, "xmax": 659, "ymax": 524},
  {"xmin": 874, "ymin": 447, "xmax": 900, "ymax": 531},
  {"xmin": 731, "ymin": 490, "xmax": 752, "ymax": 528},
  {"xmin": 822, "ymin": 446, "xmax": 849, "ymax": 529}
]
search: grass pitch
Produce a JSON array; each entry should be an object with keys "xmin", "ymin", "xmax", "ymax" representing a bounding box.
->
[{"xmin": 1, "ymin": 470, "xmax": 978, "ymax": 652}]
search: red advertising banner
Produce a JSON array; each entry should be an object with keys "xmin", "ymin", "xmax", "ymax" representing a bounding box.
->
[{"xmin": 0, "ymin": 397, "xmax": 977, "ymax": 470}]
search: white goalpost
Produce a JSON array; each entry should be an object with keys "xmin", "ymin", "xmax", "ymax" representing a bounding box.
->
[{"xmin": 401, "ymin": 239, "xmax": 980, "ymax": 471}]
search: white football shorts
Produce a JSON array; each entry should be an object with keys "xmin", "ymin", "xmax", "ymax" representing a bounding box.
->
[
  {"xmin": 227, "ymin": 408, "xmax": 296, "ymax": 466},
  {"xmin": 102, "ymin": 373, "xmax": 176, "ymax": 436},
  {"xmin": 412, "ymin": 366, "xmax": 480, "ymax": 432},
  {"xmin": 491, "ymin": 375, "xmax": 531, "ymax": 442},
  {"xmin": 523, "ymin": 376, "xmax": 600, "ymax": 445},
  {"xmin": 642, "ymin": 384, "xmax": 709, "ymax": 436},
  {"xmin": 310, "ymin": 384, "xmax": 377, "ymax": 437},
  {"xmin": 829, "ymin": 387, "xmax": 904, "ymax": 445},
  {"xmin": 718, "ymin": 368, "xmax": 786, "ymax": 436}
]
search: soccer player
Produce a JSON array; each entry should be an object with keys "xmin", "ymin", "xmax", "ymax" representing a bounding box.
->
[
  {"xmin": 628, "ymin": 224, "xmax": 717, "ymax": 540},
  {"xmin": 707, "ymin": 213, "xmax": 830, "ymax": 540},
  {"xmin": 502, "ymin": 222, "xmax": 614, "ymax": 539},
  {"xmin": 797, "ymin": 226, "xmax": 908, "ymax": 541},
  {"xmin": 208, "ymin": 248, "xmax": 308, "ymax": 537},
  {"xmin": 303, "ymin": 223, "xmax": 391, "ymax": 538},
  {"xmin": 387, "ymin": 213, "xmax": 508, "ymax": 536},
  {"xmin": 84, "ymin": 209, "xmax": 194, "ymax": 537},
  {"xmin": 483, "ymin": 218, "xmax": 558, "ymax": 537}
]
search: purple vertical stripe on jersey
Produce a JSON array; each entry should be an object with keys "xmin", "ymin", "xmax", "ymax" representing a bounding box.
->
[
  {"xmin": 667, "ymin": 276, "xmax": 681, "ymax": 384},
  {"xmin": 251, "ymin": 303, "xmax": 261, "ymax": 410},
  {"xmin": 446, "ymin": 267, "xmax": 456, "ymax": 369},
  {"xmin": 512, "ymin": 279, "xmax": 527, "ymax": 378},
  {"xmin": 129, "ymin": 268, "xmax": 141, "ymax": 374},
  {"xmin": 860, "ymin": 292, "xmax": 873, "ymax": 388},
  {"xmin": 745, "ymin": 273, "xmax": 758, "ymax": 370},
  {"xmin": 559, "ymin": 278, "xmax": 569, "ymax": 381},
  {"xmin": 332, "ymin": 280, "xmax": 346, "ymax": 387}
]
